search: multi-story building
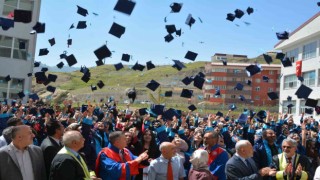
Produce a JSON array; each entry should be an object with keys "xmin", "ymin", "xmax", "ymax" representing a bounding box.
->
[
  {"xmin": 275, "ymin": 12, "xmax": 320, "ymax": 118},
  {"xmin": 0, "ymin": 0, "xmax": 41, "ymax": 102},
  {"xmin": 204, "ymin": 62, "xmax": 281, "ymax": 106},
  {"xmin": 211, "ymin": 53, "xmax": 247, "ymax": 62}
]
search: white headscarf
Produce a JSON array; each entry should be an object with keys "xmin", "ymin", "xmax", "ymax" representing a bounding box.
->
[{"xmin": 189, "ymin": 149, "xmax": 209, "ymax": 170}]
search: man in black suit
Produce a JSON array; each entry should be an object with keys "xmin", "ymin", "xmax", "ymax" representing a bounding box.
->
[
  {"xmin": 40, "ymin": 120, "xmax": 64, "ymax": 177},
  {"xmin": 225, "ymin": 140, "xmax": 277, "ymax": 180}
]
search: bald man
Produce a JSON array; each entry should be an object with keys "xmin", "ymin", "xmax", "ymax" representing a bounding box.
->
[{"xmin": 148, "ymin": 142, "xmax": 186, "ymax": 180}]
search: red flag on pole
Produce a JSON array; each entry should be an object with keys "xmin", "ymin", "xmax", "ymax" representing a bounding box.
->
[{"xmin": 296, "ymin": 60, "xmax": 302, "ymax": 77}]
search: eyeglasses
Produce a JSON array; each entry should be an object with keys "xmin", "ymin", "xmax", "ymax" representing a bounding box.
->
[{"xmin": 282, "ymin": 146, "xmax": 292, "ymax": 149}]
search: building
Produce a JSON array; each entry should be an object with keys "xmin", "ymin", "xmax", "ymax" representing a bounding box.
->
[
  {"xmin": 211, "ymin": 53, "xmax": 248, "ymax": 62},
  {"xmin": 275, "ymin": 12, "xmax": 320, "ymax": 118},
  {"xmin": 204, "ymin": 62, "xmax": 281, "ymax": 106},
  {"xmin": 0, "ymin": 0, "xmax": 41, "ymax": 102}
]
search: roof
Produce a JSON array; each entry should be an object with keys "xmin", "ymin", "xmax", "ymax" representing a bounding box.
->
[{"xmin": 210, "ymin": 62, "xmax": 281, "ymax": 68}]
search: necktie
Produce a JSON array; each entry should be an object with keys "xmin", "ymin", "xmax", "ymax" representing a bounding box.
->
[
  {"xmin": 245, "ymin": 159, "xmax": 254, "ymax": 173},
  {"xmin": 120, "ymin": 149, "xmax": 126, "ymax": 162},
  {"xmin": 287, "ymin": 157, "xmax": 294, "ymax": 180},
  {"xmin": 167, "ymin": 159, "xmax": 173, "ymax": 180}
]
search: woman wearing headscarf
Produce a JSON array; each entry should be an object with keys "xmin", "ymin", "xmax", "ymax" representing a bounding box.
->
[{"xmin": 188, "ymin": 149, "xmax": 214, "ymax": 180}]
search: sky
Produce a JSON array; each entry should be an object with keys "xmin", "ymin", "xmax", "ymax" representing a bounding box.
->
[{"xmin": 35, "ymin": 0, "xmax": 320, "ymax": 68}]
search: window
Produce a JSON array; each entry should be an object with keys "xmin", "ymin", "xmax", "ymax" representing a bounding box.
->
[
  {"xmin": 284, "ymin": 75, "xmax": 297, "ymax": 89},
  {"xmin": 255, "ymin": 96, "xmax": 260, "ymax": 100},
  {"xmin": 302, "ymin": 41, "xmax": 317, "ymax": 60},
  {"xmin": 255, "ymin": 78, "xmax": 260, "ymax": 83},
  {"xmin": 232, "ymin": 78, "xmax": 237, "ymax": 82},
  {"xmin": 268, "ymin": 88, "xmax": 273, "ymax": 92},
  {"xmin": 231, "ymin": 95, "xmax": 236, "ymax": 99},
  {"xmin": 255, "ymin": 86, "xmax": 260, "ymax": 91},
  {"xmin": 216, "ymin": 56, "xmax": 227, "ymax": 61},
  {"xmin": 212, "ymin": 68, "xmax": 227, "ymax": 72},
  {"xmin": 214, "ymin": 77, "xmax": 225, "ymax": 81},
  {"xmin": 286, "ymin": 48, "xmax": 299, "ymax": 63},
  {"xmin": 0, "ymin": 35, "xmax": 28, "ymax": 60},
  {"xmin": 282, "ymin": 100, "xmax": 296, "ymax": 114},
  {"xmin": 269, "ymin": 70, "xmax": 274, "ymax": 75},
  {"xmin": 2, "ymin": 0, "xmax": 34, "ymax": 17},
  {"xmin": 302, "ymin": 71, "xmax": 315, "ymax": 86},
  {"xmin": 0, "ymin": 76, "xmax": 24, "ymax": 100}
]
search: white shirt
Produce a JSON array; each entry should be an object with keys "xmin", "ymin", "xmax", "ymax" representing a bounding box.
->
[
  {"xmin": 314, "ymin": 166, "xmax": 320, "ymax": 180},
  {"xmin": 11, "ymin": 143, "xmax": 34, "ymax": 180}
]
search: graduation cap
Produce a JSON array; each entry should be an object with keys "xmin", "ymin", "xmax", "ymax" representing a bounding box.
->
[
  {"xmin": 276, "ymin": 31, "xmax": 289, "ymax": 40},
  {"xmin": 66, "ymin": 54, "xmax": 77, "ymax": 66},
  {"xmin": 0, "ymin": 17, "xmax": 14, "ymax": 31},
  {"xmin": 295, "ymin": 84, "xmax": 312, "ymax": 99},
  {"xmin": 188, "ymin": 104, "xmax": 197, "ymax": 111},
  {"xmin": 305, "ymin": 98, "xmax": 318, "ymax": 108},
  {"xmin": 170, "ymin": 2, "xmax": 183, "ymax": 13},
  {"xmin": 239, "ymin": 95, "xmax": 246, "ymax": 101},
  {"xmin": 91, "ymin": 85, "xmax": 97, "ymax": 91},
  {"xmin": 97, "ymin": 80, "xmax": 105, "ymax": 89},
  {"xmin": 246, "ymin": 80, "xmax": 252, "ymax": 86},
  {"xmin": 121, "ymin": 54, "xmax": 130, "ymax": 62},
  {"xmin": 132, "ymin": 62, "xmax": 145, "ymax": 71},
  {"xmin": 164, "ymin": 34, "xmax": 174, "ymax": 42},
  {"xmin": 17, "ymin": 91, "xmax": 25, "ymax": 99},
  {"xmin": 245, "ymin": 64, "xmax": 261, "ymax": 77},
  {"xmin": 185, "ymin": 14, "xmax": 196, "ymax": 28},
  {"xmin": 226, "ymin": 13, "xmax": 235, "ymax": 22},
  {"xmin": 297, "ymin": 76, "xmax": 304, "ymax": 82},
  {"xmin": 14, "ymin": 9, "xmax": 32, "ymax": 23},
  {"xmin": 69, "ymin": 23, "xmax": 75, "ymax": 30},
  {"xmin": 176, "ymin": 29, "xmax": 182, "ymax": 36},
  {"xmin": 29, "ymin": 93, "xmax": 39, "ymax": 101},
  {"xmin": 138, "ymin": 108, "xmax": 147, "ymax": 116},
  {"xmin": 215, "ymin": 87, "xmax": 221, "ymax": 96},
  {"xmin": 276, "ymin": 52, "xmax": 285, "ymax": 60},
  {"xmin": 41, "ymin": 67, "xmax": 48, "ymax": 72},
  {"xmin": 222, "ymin": 60, "xmax": 227, "ymax": 66},
  {"xmin": 94, "ymin": 45, "xmax": 112, "ymax": 60},
  {"xmin": 47, "ymin": 86, "xmax": 56, "ymax": 93},
  {"xmin": 165, "ymin": 91, "xmax": 172, "ymax": 97},
  {"xmin": 39, "ymin": 48, "xmax": 49, "ymax": 56},
  {"xmin": 146, "ymin": 80, "xmax": 160, "ymax": 91},
  {"xmin": 127, "ymin": 88, "xmax": 136, "ymax": 102},
  {"xmin": 318, "ymin": 2, "xmax": 320, "ymax": 6},
  {"xmin": 109, "ymin": 22, "xmax": 126, "ymax": 38},
  {"xmin": 229, "ymin": 104, "xmax": 237, "ymax": 111},
  {"xmin": 216, "ymin": 111, "xmax": 223, "ymax": 117},
  {"xmin": 315, "ymin": 106, "xmax": 320, "ymax": 115},
  {"xmin": 281, "ymin": 57, "xmax": 292, "ymax": 67},
  {"xmin": 193, "ymin": 75, "xmax": 205, "ymax": 90},
  {"xmin": 172, "ymin": 60, "xmax": 186, "ymax": 71},
  {"xmin": 180, "ymin": 89, "xmax": 193, "ymax": 98},
  {"xmin": 32, "ymin": 22, "xmax": 45, "ymax": 33},
  {"xmin": 146, "ymin": 61, "xmax": 155, "ymax": 70},
  {"xmin": 76, "ymin": 21, "xmax": 87, "ymax": 29},
  {"xmin": 234, "ymin": 9, "xmax": 244, "ymax": 19},
  {"xmin": 60, "ymin": 53, "xmax": 67, "ymax": 59},
  {"xmin": 96, "ymin": 60, "xmax": 104, "ymax": 66},
  {"xmin": 81, "ymin": 74, "xmax": 90, "ymax": 83},
  {"xmin": 267, "ymin": 92, "xmax": 279, "ymax": 100},
  {"xmin": 305, "ymin": 108, "xmax": 313, "ymax": 114},
  {"xmin": 48, "ymin": 74, "xmax": 57, "ymax": 82},
  {"xmin": 256, "ymin": 110, "xmax": 267, "ymax": 121},
  {"xmin": 35, "ymin": 71, "xmax": 47, "ymax": 83},
  {"xmin": 263, "ymin": 54, "xmax": 273, "ymax": 64},
  {"xmin": 48, "ymin": 38, "xmax": 55, "ymax": 46},
  {"xmin": 114, "ymin": 0, "xmax": 136, "ymax": 15},
  {"xmin": 197, "ymin": 72, "xmax": 205, "ymax": 78},
  {"xmin": 27, "ymin": 73, "xmax": 32, "ymax": 77},
  {"xmin": 185, "ymin": 51, "xmax": 197, "ymax": 61},
  {"xmin": 262, "ymin": 76, "xmax": 269, "ymax": 82},
  {"xmin": 234, "ymin": 83, "xmax": 243, "ymax": 90},
  {"xmin": 114, "ymin": 63, "xmax": 124, "ymax": 71},
  {"xmin": 166, "ymin": 24, "xmax": 176, "ymax": 34},
  {"xmin": 67, "ymin": 39, "xmax": 72, "ymax": 47},
  {"xmin": 149, "ymin": 104, "xmax": 165, "ymax": 117},
  {"xmin": 77, "ymin": 5, "xmax": 88, "ymax": 17},
  {"xmin": 287, "ymin": 96, "xmax": 292, "ymax": 101},
  {"xmin": 5, "ymin": 75, "xmax": 11, "ymax": 82},
  {"xmin": 181, "ymin": 76, "xmax": 193, "ymax": 85},
  {"xmin": 246, "ymin": 7, "xmax": 254, "ymax": 15}
]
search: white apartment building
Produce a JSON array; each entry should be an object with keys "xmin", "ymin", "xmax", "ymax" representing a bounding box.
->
[
  {"xmin": 0, "ymin": 0, "xmax": 41, "ymax": 102},
  {"xmin": 275, "ymin": 12, "xmax": 320, "ymax": 119}
]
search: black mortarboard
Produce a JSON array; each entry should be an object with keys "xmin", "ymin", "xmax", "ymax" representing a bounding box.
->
[
  {"xmin": 14, "ymin": 9, "xmax": 32, "ymax": 23},
  {"xmin": 226, "ymin": 13, "xmax": 235, "ymax": 22},
  {"xmin": 97, "ymin": 80, "xmax": 105, "ymax": 89},
  {"xmin": 146, "ymin": 80, "xmax": 160, "ymax": 91},
  {"xmin": 245, "ymin": 64, "xmax": 261, "ymax": 77},
  {"xmin": 287, "ymin": 96, "xmax": 292, "ymax": 101},
  {"xmin": 69, "ymin": 23, "xmax": 75, "ymax": 30},
  {"xmin": 163, "ymin": 108, "xmax": 179, "ymax": 120},
  {"xmin": 48, "ymin": 38, "xmax": 55, "ymax": 46},
  {"xmin": 216, "ymin": 111, "xmax": 223, "ymax": 117},
  {"xmin": 276, "ymin": 52, "xmax": 285, "ymax": 60},
  {"xmin": 193, "ymin": 75, "xmax": 205, "ymax": 90},
  {"xmin": 146, "ymin": 61, "xmax": 155, "ymax": 70},
  {"xmin": 267, "ymin": 92, "xmax": 279, "ymax": 100},
  {"xmin": 247, "ymin": 80, "xmax": 252, "ymax": 86},
  {"xmin": 222, "ymin": 60, "xmax": 227, "ymax": 66},
  {"xmin": 138, "ymin": 108, "xmax": 147, "ymax": 116},
  {"xmin": 127, "ymin": 88, "xmax": 136, "ymax": 102},
  {"xmin": 39, "ymin": 48, "xmax": 49, "ymax": 56},
  {"xmin": 60, "ymin": 53, "xmax": 67, "ymax": 59},
  {"xmin": 198, "ymin": 72, "xmax": 205, "ymax": 78},
  {"xmin": 262, "ymin": 76, "xmax": 269, "ymax": 82},
  {"xmin": 256, "ymin": 110, "xmax": 267, "ymax": 121},
  {"xmin": 180, "ymin": 89, "xmax": 193, "ymax": 98},
  {"xmin": 132, "ymin": 62, "xmax": 145, "ymax": 71},
  {"xmin": 295, "ymin": 84, "xmax": 312, "ymax": 99},
  {"xmin": 235, "ymin": 9, "xmax": 244, "ymax": 18},
  {"xmin": 114, "ymin": 0, "xmax": 136, "ymax": 15},
  {"xmin": 18, "ymin": 91, "xmax": 25, "ymax": 99},
  {"xmin": 176, "ymin": 29, "xmax": 182, "ymax": 36},
  {"xmin": 34, "ymin": 61, "xmax": 41, "ymax": 67},
  {"xmin": 47, "ymin": 86, "xmax": 56, "ymax": 93},
  {"xmin": 35, "ymin": 71, "xmax": 47, "ymax": 83},
  {"xmin": 77, "ymin": 5, "xmax": 89, "ymax": 17},
  {"xmin": 172, "ymin": 60, "xmax": 186, "ymax": 71},
  {"xmin": 235, "ymin": 83, "xmax": 243, "ymax": 90},
  {"xmin": 281, "ymin": 57, "xmax": 292, "ymax": 67},
  {"xmin": 182, "ymin": 76, "xmax": 193, "ymax": 85},
  {"xmin": 276, "ymin": 31, "xmax": 289, "ymax": 40},
  {"xmin": 76, "ymin": 21, "xmax": 87, "ymax": 29},
  {"xmin": 32, "ymin": 22, "xmax": 45, "ymax": 33},
  {"xmin": 41, "ymin": 67, "xmax": 48, "ymax": 72},
  {"xmin": 170, "ymin": 2, "xmax": 183, "ymax": 13},
  {"xmin": 19, "ymin": 41, "xmax": 26, "ymax": 49},
  {"xmin": 0, "ymin": 17, "xmax": 14, "ymax": 31},
  {"xmin": 91, "ymin": 85, "xmax": 97, "ymax": 91},
  {"xmin": 27, "ymin": 73, "xmax": 32, "ymax": 77},
  {"xmin": 109, "ymin": 22, "xmax": 126, "ymax": 38},
  {"xmin": 165, "ymin": 91, "xmax": 172, "ymax": 97},
  {"xmin": 185, "ymin": 14, "xmax": 196, "ymax": 28},
  {"xmin": 67, "ymin": 39, "xmax": 72, "ymax": 46},
  {"xmin": 121, "ymin": 54, "xmax": 130, "ymax": 62},
  {"xmin": 81, "ymin": 74, "xmax": 90, "ymax": 83},
  {"xmin": 66, "ymin": 54, "xmax": 77, "ymax": 67},
  {"xmin": 185, "ymin": 51, "xmax": 197, "ymax": 61},
  {"xmin": 56, "ymin": 62, "xmax": 64, "ymax": 69},
  {"xmin": 318, "ymin": 2, "xmax": 320, "ymax": 6},
  {"xmin": 298, "ymin": 76, "xmax": 304, "ymax": 82},
  {"xmin": 48, "ymin": 74, "xmax": 57, "ymax": 82},
  {"xmin": 166, "ymin": 24, "xmax": 176, "ymax": 34},
  {"xmin": 164, "ymin": 34, "xmax": 174, "ymax": 42},
  {"xmin": 315, "ymin": 106, "xmax": 320, "ymax": 115},
  {"xmin": 96, "ymin": 60, "xmax": 104, "ymax": 66},
  {"xmin": 188, "ymin": 104, "xmax": 197, "ymax": 111},
  {"xmin": 94, "ymin": 45, "xmax": 112, "ymax": 60},
  {"xmin": 247, "ymin": 7, "xmax": 254, "ymax": 15},
  {"xmin": 215, "ymin": 87, "xmax": 221, "ymax": 96},
  {"xmin": 114, "ymin": 63, "xmax": 124, "ymax": 71},
  {"xmin": 305, "ymin": 108, "xmax": 313, "ymax": 114},
  {"xmin": 5, "ymin": 75, "xmax": 11, "ymax": 82},
  {"xmin": 229, "ymin": 104, "xmax": 237, "ymax": 111},
  {"xmin": 239, "ymin": 95, "xmax": 246, "ymax": 101},
  {"xmin": 305, "ymin": 98, "xmax": 318, "ymax": 108},
  {"xmin": 263, "ymin": 54, "xmax": 273, "ymax": 64}
]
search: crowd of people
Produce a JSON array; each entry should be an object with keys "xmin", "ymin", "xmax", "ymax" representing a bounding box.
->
[{"xmin": 0, "ymin": 97, "xmax": 319, "ymax": 180}]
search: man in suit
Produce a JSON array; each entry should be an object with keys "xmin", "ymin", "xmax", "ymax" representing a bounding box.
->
[
  {"xmin": 271, "ymin": 138, "xmax": 313, "ymax": 180},
  {"xmin": 225, "ymin": 140, "xmax": 277, "ymax": 179},
  {"xmin": 41, "ymin": 120, "xmax": 64, "ymax": 177},
  {"xmin": 49, "ymin": 130, "xmax": 100, "ymax": 180},
  {"xmin": 0, "ymin": 125, "xmax": 46, "ymax": 180}
]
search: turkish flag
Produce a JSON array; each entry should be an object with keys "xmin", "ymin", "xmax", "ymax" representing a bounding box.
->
[{"xmin": 296, "ymin": 60, "xmax": 302, "ymax": 77}]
